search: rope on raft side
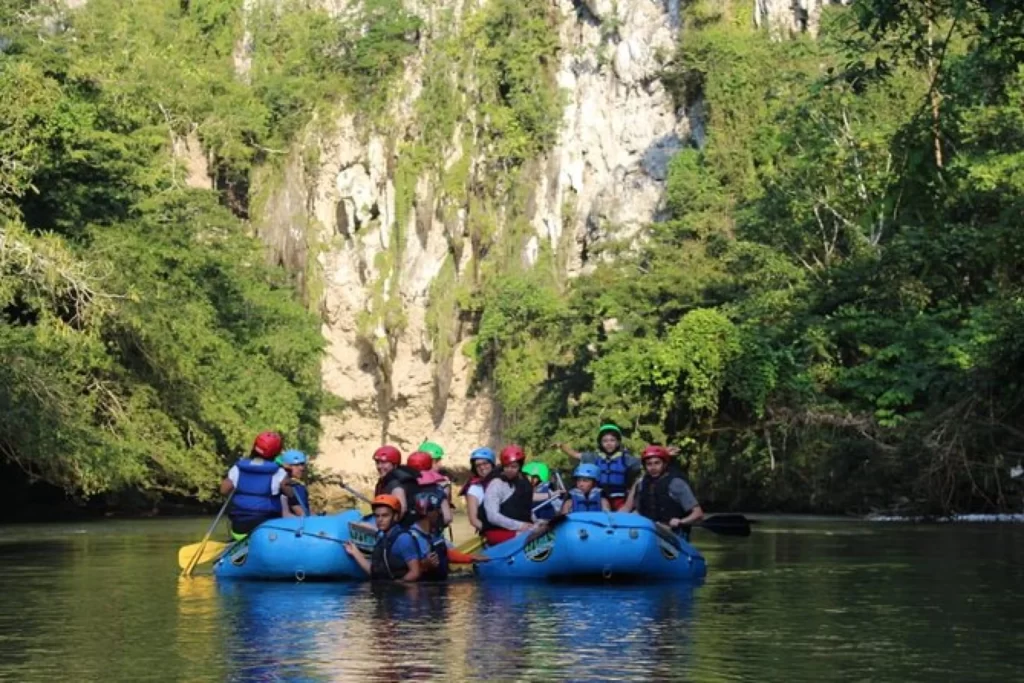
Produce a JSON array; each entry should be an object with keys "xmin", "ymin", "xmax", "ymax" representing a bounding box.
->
[{"xmin": 483, "ymin": 517, "xmax": 696, "ymax": 562}]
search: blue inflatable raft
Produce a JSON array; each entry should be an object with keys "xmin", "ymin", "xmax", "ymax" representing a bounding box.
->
[
  {"xmin": 474, "ymin": 512, "xmax": 707, "ymax": 582},
  {"xmin": 213, "ymin": 510, "xmax": 376, "ymax": 581}
]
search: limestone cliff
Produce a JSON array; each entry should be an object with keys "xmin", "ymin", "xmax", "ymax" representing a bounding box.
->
[{"xmin": 253, "ymin": 0, "xmax": 829, "ymax": 483}]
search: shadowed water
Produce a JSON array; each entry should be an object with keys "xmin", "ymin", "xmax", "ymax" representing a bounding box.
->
[{"xmin": 0, "ymin": 517, "xmax": 1021, "ymax": 681}]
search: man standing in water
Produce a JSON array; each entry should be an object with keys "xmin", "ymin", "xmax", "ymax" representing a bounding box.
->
[
  {"xmin": 344, "ymin": 494, "xmax": 427, "ymax": 582},
  {"xmin": 624, "ymin": 445, "xmax": 704, "ymax": 539},
  {"xmin": 557, "ymin": 423, "xmax": 641, "ymax": 511}
]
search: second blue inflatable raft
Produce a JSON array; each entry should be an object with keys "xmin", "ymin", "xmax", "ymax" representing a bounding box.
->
[{"xmin": 474, "ymin": 512, "xmax": 706, "ymax": 582}]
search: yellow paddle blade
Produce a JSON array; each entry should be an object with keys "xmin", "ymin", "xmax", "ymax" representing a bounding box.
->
[
  {"xmin": 455, "ymin": 536, "xmax": 483, "ymax": 555},
  {"xmin": 178, "ymin": 540, "xmax": 230, "ymax": 570}
]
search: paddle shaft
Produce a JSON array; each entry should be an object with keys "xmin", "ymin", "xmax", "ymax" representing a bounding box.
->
[
  {"xmin": 529, "ymin": 468, "xmax": 571, "ymax": 515},
  {"xmin": 657, "ymin": 514, "xmax": 752, "ymax": 537},
  {"xmin": 181, "ymin": 490, "xmax": 234, "ymax": 578},
  {"xmin": 554, "ymin": 470, "xmax": 567, "ymax": 494},
  {"xmin": 531, "ymin": 493, "xmax": 561, "ymax": 515},
  {"xmin": 339, "ymin": 482, "xmax": 373, "ymax": 506}
]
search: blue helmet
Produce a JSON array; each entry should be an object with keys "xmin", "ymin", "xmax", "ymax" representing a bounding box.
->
[
  {"xmin": 469, "ymin": 447, "xmax": 496, "ymax": 465},
  {"xmin": 573, "ymin": 463, "xmax": 601, "ymax": 480},
  {"xmin": 279, "ymin": 449, "xmax": 308, "ymax": 466}
]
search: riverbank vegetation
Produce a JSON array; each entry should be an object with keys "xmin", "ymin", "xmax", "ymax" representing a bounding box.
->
[
  {"xmin": 476, "ymin": 0, "xmax": 1024, "ymax": 515},
  {"xmin": 0, "ymin": 0, "xmax": 363, "ymax": 503},
  {"xmin": 3, "ymin": 0, "xmax": 1022, "ymax": 516}
]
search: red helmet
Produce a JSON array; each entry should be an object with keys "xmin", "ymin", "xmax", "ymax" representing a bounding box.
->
[
  {"xmin": 641, "ymin": 445, "xmax": 671, "ymax": 461},
  {"xmin": 499, "ymin": 444, "xmax": 526, "ymax": 466},
  {"xmin": 252, "ymin": 431, "xmax": 283, "ymax": 459},
  {"xmin": 373, "ymin": 445, "xmax": 402, "ymax": 465},
  {"xmin": 407, "ymin": 451, "xmax": 433, "ymax": 472}
]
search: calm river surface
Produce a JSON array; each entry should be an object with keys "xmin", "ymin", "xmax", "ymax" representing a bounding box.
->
[{"xmin": 0, "ymin": 516, "xmax": 1021, "ymax": 682}]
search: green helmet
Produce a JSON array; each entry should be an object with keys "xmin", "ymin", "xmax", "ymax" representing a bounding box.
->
[
  {"xmin": 521, "ymin": 462, "xmax": 550, "ymax": 482},
  {"xmin": 419, "ymin": 441, "xmax": 445, "ymax": 460},
  {"xmin": 598, "ymin": 423, "xmax": 623, "ymax": 440}
]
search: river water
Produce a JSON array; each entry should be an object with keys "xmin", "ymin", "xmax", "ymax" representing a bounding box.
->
[{"xmin": 0, "ymin": 516, "xmax": 1021, "ymax": 682}]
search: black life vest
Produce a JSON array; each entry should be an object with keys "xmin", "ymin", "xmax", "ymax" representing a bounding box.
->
[
  {"xmin": 375, "ymin": 466, "xmax": 420, "ymax": 526},
  {"xmin": 636, "ymin": 474, "xmax": 689, "ymax": 524},
  {"xmin": 478, "ymin": 472, "xmax": 533, "ymax": 532},
  {"xmin": 410, "ymin": 526, "xmax": 449, "ymax": 581},
  {"xmin": 369, "ymin": 525, "xmax": 421, "ymax": 580}
]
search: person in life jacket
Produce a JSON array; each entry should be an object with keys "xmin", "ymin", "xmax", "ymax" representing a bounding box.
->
[
  {"xmin": 522, "ymin": 462, "xmax": 560, "ymax": 521},
  {"xmin": 480, "ymin": 445, "xmax": 540, "ymax": 546},
  {"xmin": 372, "ymin": 445, "xmax": 419, "ymax": 524},
  {"xmin": 277, "ymin": 449, "xmax": 311, "ymax": 517},
  {"xmin": 220, "ymin": 431, "xmax": 294, "ymax": 540},
  {"xmin": 419, "ymin": 440, "xmax": 455, "ymax": 506},
  {"xmin": 344, "ymin": 494, "xmax": 425, "ymax": 582},
  {"xmin": 624, "ymin": 445, "xmax": 704, "ymax": 539},
  {"xmin": 407, "ymin": 451, "xmax": 453, "ymax": 528},
  {"xmin": 459, "ymin": 447, "xmax": 496, "ymax": 533},
  {"xmin": 408, "ymin": 492, "xmax": 450, "ymax": 581},
  {"xmin": 557, "ymin": 423, "xmax": 641, "ymax": 511},
  {"xmin": 560, "ymin": 463, "xmax": 610, "ymax": 514}
]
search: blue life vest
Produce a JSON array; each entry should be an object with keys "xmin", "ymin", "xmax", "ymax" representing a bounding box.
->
[
  {"xmin": 533, "ymin": 482, "xmax": 557, "ymax": 520},
  {"xmin": 569, "ymin": 487, "xmax": 604, "ymax": 512},
  {"xmin": 229, "ymin": 459, "xmax": 283, "ymax": 524},
  {"xmin": 290, "ymin": 481, "xmax": 311, "ymax": 516},
  {"xmin": 594, "ymin": 451, "xmax": 633, "ymax": 498},
  {"xmin": 410, "ymin": 526, "xmax": 449, "ymax": 581}
]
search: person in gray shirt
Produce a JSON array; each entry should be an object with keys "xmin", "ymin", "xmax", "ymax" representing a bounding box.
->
[{"xmin": 623, "ymin": 445, "xmax": 704, "ymax": 538}]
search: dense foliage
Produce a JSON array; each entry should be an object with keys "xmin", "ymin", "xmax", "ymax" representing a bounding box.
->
[
  {"xmin": 4, "ymin": 0, "xmax": 1021, "ymax": 517},
  {"xmin": 474, "ymin": 0, "xmax": 1024, "ymax": 514},
  {"xmin": 0, "ymin": 0, "xmax": 404, "ymax": 500}
]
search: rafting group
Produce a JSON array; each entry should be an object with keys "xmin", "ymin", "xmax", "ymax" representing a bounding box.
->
[{"xmin": 195, "ymin": 424, "xmax": 745, "ymax": 583}]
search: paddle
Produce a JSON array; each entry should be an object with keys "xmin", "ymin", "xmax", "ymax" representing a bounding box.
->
[
  {"xmin": 531, "ymin": 491, "xmax": 563, "ymax": 516},
  {"xmin": 338, "ymin": 481, "xmax": 373, "ymax": 506},
  {"xmin": 455, "ymin": 535, "xmax": 483, "ymax": 554},
  {"xmin": 657, "ymin": 513, "xmax": 753, "ymax": 538},
  {"xmin": 523, "ymin": 512, "xmax": 573, "ymax": 544},
  {"xmin": 697, "ymin": 513, "xmax": 753, "ymax": 536},
  {"xmin": 179, "ymin": 490, "xmax": 234, "ymax": 578},
  {"xmin": 177, "ymin": 540, "xmax": 231, "ymax": 570}
]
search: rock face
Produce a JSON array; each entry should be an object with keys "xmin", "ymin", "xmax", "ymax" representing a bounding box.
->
[
  {"xmin": 754, "ymin": 0, "xmax": 849, "ymax": 39},
  {"xmin": 250, "ymin": 0, "xmax": 687, "ymax": 481},
  {"xmin": 532, "ymin": 0, "xmax": 689, "ymax": 276},
  {"xmin": 256, "ymin": 0, "xmax": 825, "ymax": 481}
]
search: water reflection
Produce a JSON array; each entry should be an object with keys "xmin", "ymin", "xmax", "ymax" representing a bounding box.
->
[
  {"xmin": 204, "ymin": 579, "xmax": 700, "ymax": 682},
  {"xmin": 467, "ymin": 582, "xmax": 699, "ymax": 682},
  {"xmin": 2, "ymin": 518, "xmax": 1024, "ymax": 682},
  {"xmin": 206, "ymin": 579, "xmax": 699, "ymax": 682}
]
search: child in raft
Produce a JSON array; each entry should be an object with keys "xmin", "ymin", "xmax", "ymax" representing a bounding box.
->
[
  {"xmin": 419, "ymin": 440, "xmax": 456, "ymax": 507},
  {"xmin": 522, "ymin": 462, "xmax": 561, "ymax": 520},
  {"xmin": 560, "ymin": 463, "xmax": 610, "ymax": 514},
  {"xmin": 277, "ymin": 449, "xmax": 311, "ymax": 517},
  {"xmin": 406, "ymin": 451, "xmax": 454, "ymax": 527}
]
